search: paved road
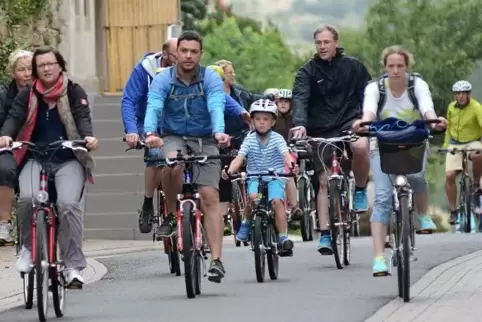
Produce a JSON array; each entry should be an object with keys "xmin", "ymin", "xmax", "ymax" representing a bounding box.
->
[{"xmin": 3, "ymin": 233, "xmax": 482, "ymax": 322}]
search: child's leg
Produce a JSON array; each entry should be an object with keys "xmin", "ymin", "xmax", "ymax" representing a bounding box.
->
[
  {"xmin": 236, "ymin": 180, "xmax": 258, "ymax": 241},
  {"xmin": 269, "ymin": 179, "xmax": 294, "ymax": 252}
]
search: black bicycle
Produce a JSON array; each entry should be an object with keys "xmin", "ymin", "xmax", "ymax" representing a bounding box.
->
[
  {"xmin": 3, "ymin": 140, "xmax": 88, "ymax": 321},
  {"xmin": 437, "ymin": 147, "xmax": 482, "ymax": 233},
  {"xmin": 359, "ymin": 119, "xmax": 441, "ymax": 302},
  {"xmin": 163, "ymin": 149, "xmax": 229, "ymax": 299},
  {"xmin": 296, "ymin": 132, "xmax": 359, "ymax": 269},
  {"xmin": 123, "ymin": 138, "xmax": 181, "ymax": 276},
  {"xmin": 228, "ymin": 168, "xmax": 294, "ymax": 283}
]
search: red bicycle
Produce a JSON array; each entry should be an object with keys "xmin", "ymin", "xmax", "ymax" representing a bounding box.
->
[{"xmin": 3, "ymin": 140, "xmax": 88, "ymax": 322}]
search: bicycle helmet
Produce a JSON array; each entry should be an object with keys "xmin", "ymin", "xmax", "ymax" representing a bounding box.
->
[
  {"xmin": 264, "ymin": 88, "xmax": 279, "ymax": 96},
  {"xmin": 207, "ymin": 65, "xmax": 225, "ymax": 80},
  {"xmin": 452, "ymin": 80, "xmax": 472, "ymax": 92},
  {"xmin": 249, "ymin": 99, "xmax": 278, "ymax": 117},
  {"xmin": 278, "ymin": 89, "xmax": 292, "ymax": 99}
]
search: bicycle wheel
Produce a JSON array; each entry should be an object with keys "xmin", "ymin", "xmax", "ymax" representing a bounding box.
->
[
  {"xmin": 169, "ymin": 235, "xmax": 181, "ymax": 276},
  {"xmin": 399, "ymin": 195, "xmax": 411, "ymax": 302},
  {"xmin": 266, "ymin": 215, "xmax": 279, "ymax": 280},
  {"xmin": 463, "ymin": 176, "xmax": 473, "ymax": 233},
  {"xmin": 298, "ymin": 178, "xmax": 311, "ymax": 242},
  {"xmin": 51, "ymin": 236, "xmax": 65, "ymax": 317},
  {"xmin": 22, "ymin": 271, "xmax": 34, "ymax": 309},
  {"xmin": 182, "ymin": 202, "xmax": 196, "ymax": 299},
  {"xmin": 252, "ymin": 215, "xmax": 266, "ymax": 283},
  {"xmin": 36, "ymin": 210, "xmax": 49, "ymax": 321},
  {"xmin": 328, "ymin": 181, "xmax": 344, "ymax": 269},
  {"xmin": 232, "ymin": 181, "xmax": 244, "ymax": 247}
]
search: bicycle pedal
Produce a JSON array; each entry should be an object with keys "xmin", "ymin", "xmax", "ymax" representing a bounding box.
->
[
  {"xmin": 372, "ymin": 271, "xmax": 391, "ymax": 277},
  {"xmin": 416, "ymin": 229, "xmax": 433, "ymax": 235}
]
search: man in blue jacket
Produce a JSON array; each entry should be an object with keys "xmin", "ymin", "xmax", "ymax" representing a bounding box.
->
[
  {"xmin": 121, "ymin": 38, "xmax": 177, "ymax": 235},
  {"xmin": 144, "ymin": 31, "xmax": 230, "ymax": 283}
]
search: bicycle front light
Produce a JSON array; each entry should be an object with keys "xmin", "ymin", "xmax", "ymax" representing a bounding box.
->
[
  {"xmin": 395, "ymin": 175, "xmax": 407, "ymax": 187},
  {"xmin": 36, "ymin": 190, "xmax": 49, "ymax": 204}
]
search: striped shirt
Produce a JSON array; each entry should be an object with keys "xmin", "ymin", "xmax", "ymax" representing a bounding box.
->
[{"xmin": 238, "ymin": 131, "xmax": 288, "ymax": 180}]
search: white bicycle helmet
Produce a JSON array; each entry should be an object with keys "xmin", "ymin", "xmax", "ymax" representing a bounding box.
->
[
  {"xmin": 250, "ymin": 99, "xmax": 278, "ymax": 117},
  {"xmin": 278, "ymin": 89, "xmax": 292, "ymax": 99},
  {"xmin": 263, "ymin": 88, "xmax": 279, "ymax": 96},
  {"xmin": 452, "ymin": 80, "xmax": 472, "ymax": 92}
]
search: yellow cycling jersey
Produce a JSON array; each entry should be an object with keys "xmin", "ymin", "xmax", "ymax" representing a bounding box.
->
[{"xmin": 443, "ymin": 98, "xmax": 482, "ymax": 148}]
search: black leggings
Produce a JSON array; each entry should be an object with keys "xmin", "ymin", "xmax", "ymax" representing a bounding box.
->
[{"xmin": 0, "ymin": 152, "xmax": 17, "ymax": 189}]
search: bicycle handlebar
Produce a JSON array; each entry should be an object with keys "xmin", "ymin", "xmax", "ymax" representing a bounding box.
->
[
  {"xmin": 289, "ymin": 131, "xmax": 359, "ymax": 146},
  {"xmin": 0, "ymin": 140, "xmax": 88, "ymax": 153},
  {"xmin": 122, "ymin": 137, "xmax": 145, "ymax": 151},
  {"xmin": 227, "ymin": 168, "xmax": 294, "ymax": 181},
  {"xmin": 357, "ymin": 119, "xmax": 443, "ymax": 137},
  {"xmin": 438, "ymin": 147, "xmax": 482, "ymax": 155}
]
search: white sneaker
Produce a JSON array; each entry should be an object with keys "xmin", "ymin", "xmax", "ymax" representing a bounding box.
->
[
  {"xmin": 0, "ymin": 221, "xmax": 13, "ymax": 245},
  {"xmin": 64, "ymin": 269, "xmax": 84, "ymax": 289},
  {"xmin": 16, "ymin": 246, "xmax": 32, "ymax": 273}
]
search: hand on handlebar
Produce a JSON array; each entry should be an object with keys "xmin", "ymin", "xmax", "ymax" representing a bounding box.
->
[
  {"xmin": 145, "ymin": 135, "xmax": 163, "ymax": 149},
  {"xmin": 84, "ymin": 136, "xmax": 99, "ymax": 150},
  {"xmin": 215, "ymin": 133, "xmax": 231, "ymax": 147},
  {"xmin": 351, "ymin": 119, "xmax": 369, "ymax": 133},
  {"xmin": 0, "ymin": 136, "xmax": 12, "ymax": 148},
  {"xmin": 430, "ymin": 116, "xmax": 447, "ymax": 131},
  {"xmin": 290, "ymin": 126, "xmax": 307, "ymax": 140},
  {"xmin": 124, "ymin": 133, "xmax": 140, "ymax": 148}
]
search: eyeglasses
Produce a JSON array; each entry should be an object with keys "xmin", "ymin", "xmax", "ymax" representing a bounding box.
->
[{"xmin": 37, "ymin": 62, "xmax": 58, "ymax": 69}]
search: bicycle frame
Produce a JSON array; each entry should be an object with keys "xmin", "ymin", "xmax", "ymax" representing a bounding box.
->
[{"xmin": 390, "ymin": 175, "xmax": 415, "ymax": 253}]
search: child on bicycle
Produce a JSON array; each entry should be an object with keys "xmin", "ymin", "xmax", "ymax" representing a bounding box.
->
[
  {"xmin": 273, "ymin": 89, "xmax": 302, "ymax": 219},
  {"xmin": 223, "ymin": 99, "xmax": 297, "ymax": 256}
]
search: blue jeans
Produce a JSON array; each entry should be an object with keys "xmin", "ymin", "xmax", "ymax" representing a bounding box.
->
[{"xmin": 369, "ymin": 144, "xmax": 428, "ymax": 225}]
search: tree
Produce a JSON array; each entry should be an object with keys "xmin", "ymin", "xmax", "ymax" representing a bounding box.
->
[
  {"xmin": 362, "ymin": 0, "xmax": 482, "ymax": 113},
  {"xmin": 200, "ymin": 18, "xmax": 301, "ymax": 92},
  {"xmin": 181, "ymin": 0, "xmax": 209, "ymax": 31}
]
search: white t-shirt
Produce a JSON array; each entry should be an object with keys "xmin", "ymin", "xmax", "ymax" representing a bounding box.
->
[
  {"xmin": 363, "ymin": 77, "xmax": 435, "ymax": 150},
  {"xmin": 363, "ymin": 77, "xmax": 435, "ymax": 121}
]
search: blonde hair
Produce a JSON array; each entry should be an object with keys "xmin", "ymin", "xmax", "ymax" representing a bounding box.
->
[
  {"xmin": 7, "ymin": 49, "xmax": 33, "ymax": 72},
  {"xmin": 380, "ymin": 45, "xmax": 414, "ymax": 68},
  {"xmin": 313, "ymin": 24, "xmax": 339, "ymax": 41},
  {"xmin": 214, "ymin": 59, "xmax": 233, "ymax": 71}
]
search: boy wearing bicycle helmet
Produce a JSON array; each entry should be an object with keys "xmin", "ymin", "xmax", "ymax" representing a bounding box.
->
[
  {"xmin": 224, "ymin": 99, "xmax": 297, "ymax": 255},
  {"xmin": 273, "ymin": 89, "xmax": 303, "ymax": 219}
]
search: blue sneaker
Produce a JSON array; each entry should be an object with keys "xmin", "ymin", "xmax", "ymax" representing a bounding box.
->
[
  {"xmin": 236, "ymin": 221, "xmax": 250, "ymax": 242},
  {"xmin": 317, "ymin": 235, "xmax": 333, "ymax": 255},
  {"xmin": 418, "ymin": 215, "xmax": 437, "ymax": 232},
  {"xmin": 353, "ymin": 189, "xmax": 368, "ymax": 212},
  {"xmin": 372, "ymin": 255, "xmax": 390, "ymax": 277}
]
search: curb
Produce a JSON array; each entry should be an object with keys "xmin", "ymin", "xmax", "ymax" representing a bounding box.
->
[{"xmin": 365, "ymin": 249, "xmax": 482, "ymax": 321}]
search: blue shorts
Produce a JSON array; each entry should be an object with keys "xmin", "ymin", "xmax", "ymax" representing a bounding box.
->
[
  {"xmin": 138, "ymin": 127, "xmax": 165, "ymax": 167},
  {"xmin": 247, "ymin": 179, "xmax": 285, "ymax": 202}
]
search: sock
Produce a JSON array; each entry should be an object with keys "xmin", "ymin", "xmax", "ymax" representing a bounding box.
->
[
  {"xmin": 242, "ymin": 219, "xmax": 250, "ymax": 224},
  {"xmin": 355, "ymin": 186, "xmax": 366, "ymax": 191},
  {"xmin": 143, "ymin": 197, "xmax": 153, "ymax": 210},
  {"xmin": 321, "ymin": 230, "xmax": 330, "ymax": 236},
  {"xmin": 278, "ymin": 232, "xmax": 288, "ymax": 238}
]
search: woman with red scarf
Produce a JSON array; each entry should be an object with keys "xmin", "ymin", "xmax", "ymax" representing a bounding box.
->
[{"xmin": 0, "ymin": 47, "xmax": 98, "ymax": 289}]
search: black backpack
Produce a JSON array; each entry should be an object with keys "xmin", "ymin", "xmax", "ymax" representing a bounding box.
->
[{"xmin": 376, "ymin": 73, "xmax": 423, "ymax": 116}]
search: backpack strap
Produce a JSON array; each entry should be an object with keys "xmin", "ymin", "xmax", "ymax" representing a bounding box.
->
[
  {"xmin": 407, "ymin": 74, "xmax": 419, "ymax": 111},
  {"xmin": 198, "ymin": 66, "xmax": 206, "ymax": 96},
  {"xmin": 376, "ymin": 75, "xmax": 387, "ymax": 116}
]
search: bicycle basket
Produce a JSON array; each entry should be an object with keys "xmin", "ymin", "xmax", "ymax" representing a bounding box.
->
[{"xmin": 378, "ymin": 140, "xmax": 427, "ymax": 175}]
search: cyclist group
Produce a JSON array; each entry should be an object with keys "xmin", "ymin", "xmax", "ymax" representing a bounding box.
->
[{"xmin": 0, "ymin": 23, "xmax": 480, "ymax": 295}]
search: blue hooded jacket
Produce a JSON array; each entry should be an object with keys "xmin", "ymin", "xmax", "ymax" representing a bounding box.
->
[
  {"xmin": 144, "ymin": 65, "xmax": 226, "ymax": 136},
  {"xmin": 121, "ymin": 52, "xmax": 161, "ymax": 134}
]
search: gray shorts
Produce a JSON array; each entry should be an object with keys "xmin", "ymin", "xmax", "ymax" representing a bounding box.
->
[{"xmin": 163, "ymin": 135, "xmax": 220, "ymax": 189}]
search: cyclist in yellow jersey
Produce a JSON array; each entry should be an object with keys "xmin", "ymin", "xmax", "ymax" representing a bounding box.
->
[{"xmin": 444, "ymin": 80, "xmax": 482, "ymax": 224}]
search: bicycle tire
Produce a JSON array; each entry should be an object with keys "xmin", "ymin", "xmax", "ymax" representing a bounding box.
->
[
  {"xmin": 253, "ymin": 215, "xmax": 266, "ymax": 282},
  {"xmin": 232, "ymin": 181, "xmax": 244, "ymax": 247},
  {"xmin": 51, "ymin": 217, "xmax": 65, "ymax": 318},
  {"xmin": 36, "ymin": 210, "xmax": 49, "ymax": 321},
  {"xmin": 22, "ymin": 271, "xmax": 34, "ymax": 309},
  {"xmin": 463, "ymin": 176, "xmax": 473, "ymax": 233},
  {"xmin": 182, "ymin": 202, "xmax": 196, "ymax": 299},
  {"xmin": 298, "ymin": 178, "xmax": 311, "ymax": 242},
  {"xmin": 169, "ymin": 235, "xmax": 181, "ymax": 276},
  {"xmin": 266, "ymin": 216, "xmax": 279, "ymax": 280},
  {"xmin": 399, "ymin": 194, "xmax": 411, "ymax": 302},
  {"xmin": 328, "ymin": 181, "xmax": 344, "ymax": 269}
]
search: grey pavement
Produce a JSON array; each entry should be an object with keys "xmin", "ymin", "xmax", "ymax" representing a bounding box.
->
[{"xmin": 2, "ymin": 234, "xmax": 482, "ymax": 322}]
